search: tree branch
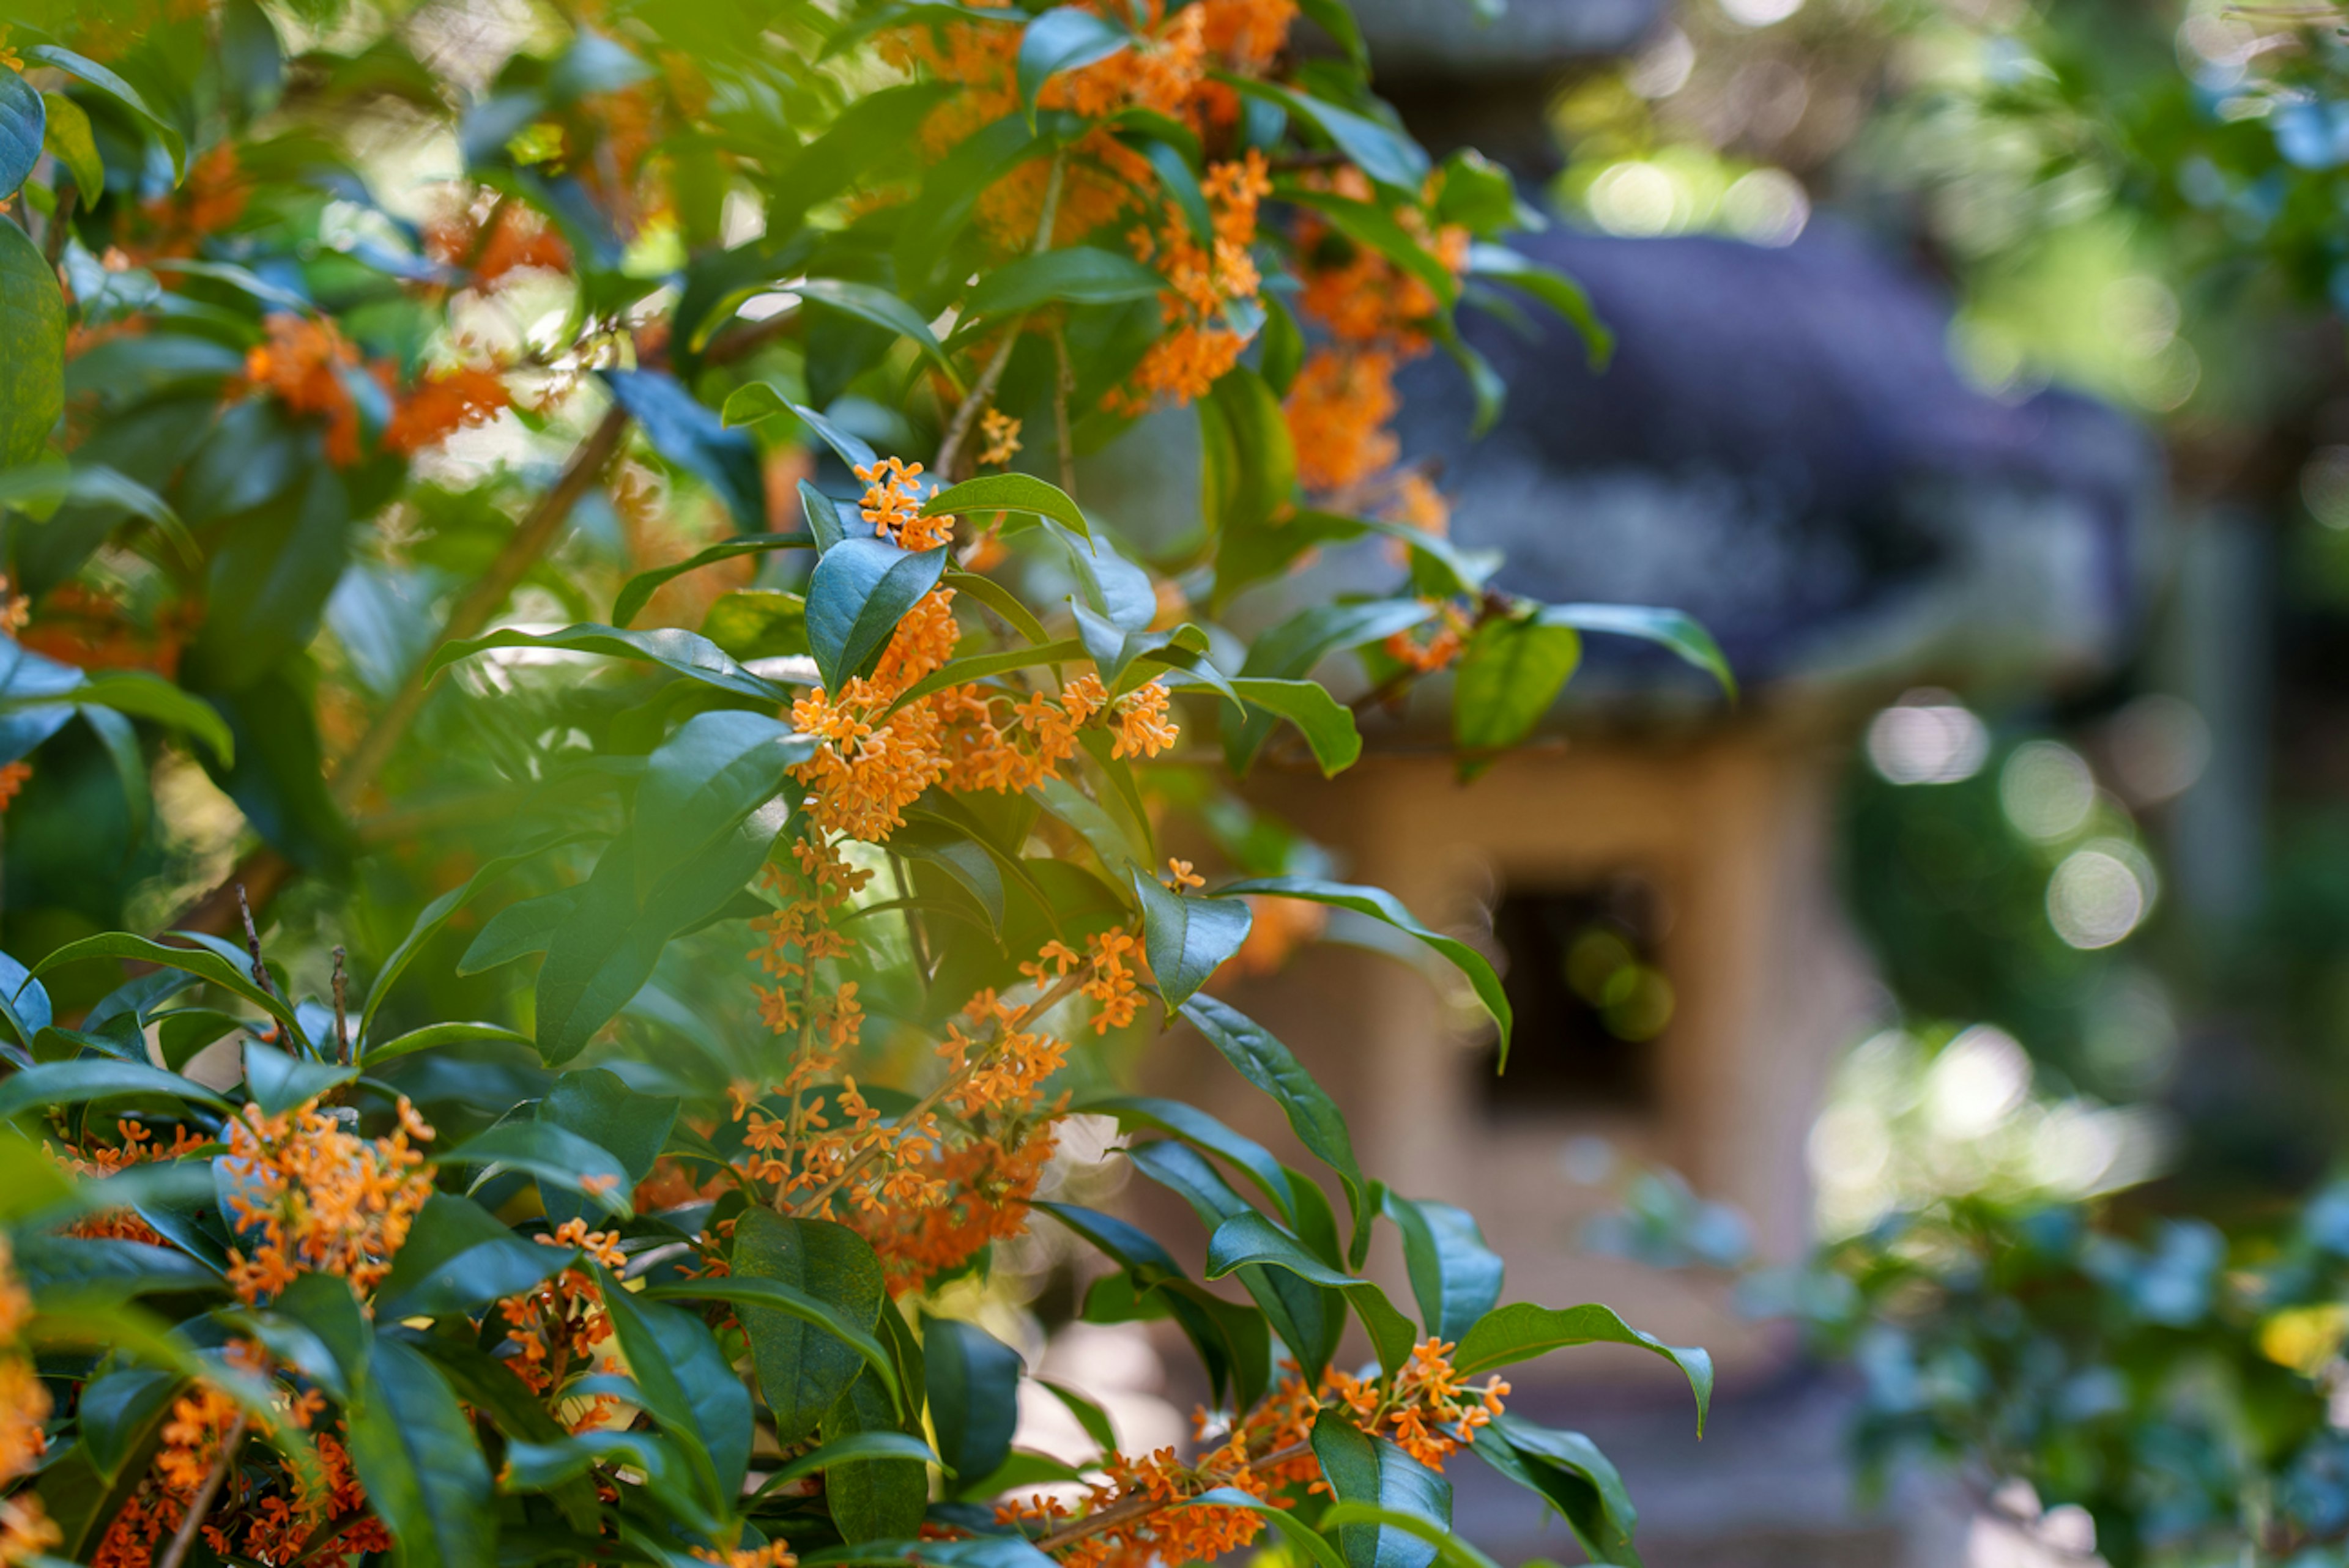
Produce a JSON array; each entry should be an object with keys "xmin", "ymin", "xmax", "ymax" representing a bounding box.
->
[{"xmin": 154, "ymin": 1415, "xmax": 248, "ymax": 1568}]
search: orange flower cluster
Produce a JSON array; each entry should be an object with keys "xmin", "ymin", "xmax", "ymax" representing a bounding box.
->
[
  {"xmin": 0, "ymin": 764, "xmax": 27, "ymax": 816},
  {"xmin": 1028, "ymin": 928, "xmax": 1146, "ymax": 1035},
  {"xmin": 382, "ymin": 366, "xmax": 510, "ymax": 456},
  {"xmin": 130, "ymin": 143, "xmax": 249, "ymax": 261},
  {"xmin": 978, "ymin": 409, "xmax": 1023, "ymax": 467},
  {"xmin": 20, "ymin": 583, "xmax": 198, "ymax": 679},
  {"xmin": 790, "ymin": 464, "xmax": 1178, "ymax": 843},
  {"xmin": 424, "ymin": 202, "xmax": 573, "ymax": 288},
  {"xmin": 243, "ymin": 314, "xmax": 364, "ymax": 465},
  {"xmin": 1285, "ymin": 169, "xmax": 1469, "ymax": 508},
  {"xmin": 846, "ymin": 1124, "xmax": 1058, "ymax": 1293},
  {"xmin": 52, "ymin": 1117, "xmax": 209, "ymax": 1244},
  {"xmin": 1326, "ymin": 1337, "xmax": 1507, "ymax": 1468},
  {"xmin": 96, "ymin": 1341, "xmax": 388, "ymax": 1568},
  {"xmin": 1111, "ymin": 152, "xmax": 1274, "ymax": 415},
  {"xmin": 0, "ymin": 1238, "xmax": 58, "ymax": 1568},
  {"xmin": 693, "ymin": 1539, "xmax": 796, "ymax": 1568},
  {"xmin": 1381, "ymin": 601, "xmax": 1469, "ymax": 675},
  {"xmin": 217, "ymin": 1096, "xmax": 436, "ymax": 1306},
  {"xmin": 497, "ymin": 1221, "xmax": 626, "ymax": 1432},
  {"xmin": 1000, "ymin": 1368, "xmax": 1321, "ymax": 1568},
  {"xmin": 891, "ymin": 0, "xmax": 1294, "ymax": 253}
]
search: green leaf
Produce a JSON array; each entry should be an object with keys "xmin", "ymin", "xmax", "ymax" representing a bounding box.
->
[
  {"xmin": 1315, "ymin": 1504, "xmax": 1504, "ymax": 1568},
  {"xmin": 1381, "ymin": 1191, "xmax": 1503, "ymax": 1343},
  {"xmin": 243, "ymin": 1039, "xmax": 355, "ymax": 1115},
  {"xmin": 964, "ymin": 248, "xmax": 1164, "ymax": 317},
  {"xmin": 433, "ymin": 1121, "xmax": 632, "ymax": 1218},
  {"xmin": 264, "ymin": 1271, "xmax": 371, "ymax": 1403},
  {"xmin": 1037, "ymin": 1381, "xmax": 1119, "ymax": 1457},
  {"xmin": 75, "ymin": 1367, "xmax": 179, "ymax": 1486},
  {"xmin": 358, "ymin": 835, "xmax": 585, "ymax": 1049},
  {"xmin": 1179, "ymin": 995, "xmax": 1371, "ymax": 1265},
  {"xmin": 1201, "ymin": 368, "xmax": 1297, "ymax": 553},
  {"xmin": 721, "ymin": 380, "xmax": 792, "ymax": 428},
  {"xmin": 1220, "ymin": 76, "xmax": 1427, "ymax": 192},
  {"xmin": 806, "ymin": 537, "xmax": 950, "ymax": 693},
  {"xmin": 1048, "ymin": 519, "xmax": 1155, "ymax": 630},
  {"xmin": 344, "ymin": 1334, "xmax": 497, "ymax": 1568},
  {"xmin": 1291, "ymin": 0, "xmax": 1367, "ymax": 64},
  {"xmin": 1131, "ymin": 868, "xmax": 1253, "ymax": 1016},
  {"xmin": 748, "ymin": 1431, "xmax": 939, "ymax": 1502},
  {"xmin": 1017, "ymin": 7, "xmax": 1132, "ymax": 117},
  {"xmin": 0, "ymin": 1059, "xmax": 228, "ymax": 1122},
  {"xmin": 823, "ymin": 1367, "xmax": 929, "ymax": 1543},
  {"xmin": 1467, "ymin": 244, "xmax": 1611, "ymax": 369},
  {"xmin": 943, "ymin": 568, "xmax": 1053, "ymax": 646},
  {"xmin": 645, "ymin": 1272, "xmax": 900, "ymax": 1412},
  {"xmin": 789, "ymin": 400, "xmax": 882, "ymax": 471},
  {"xmin": 635, "ymin": 709, "xmax": 812, "ymax": 897},
  {"xmin": 1211, "ymin": 879, "xmax": 1511, "ymax": 1064},
  {"xmin": 796, "ymin": 279, "xmax": 960, "ymax": 388},
  {"xmin": 185, "ymin": 457, "xmax": 351, "ymax": 694},
  {"xmin": 598, "ymin": 1270, "xmax": 755, "ymax": 1513},
  {"xmin": 1201, "ymin": 1210, "xmax": 1413, "ymax": 1374},
  {"xmin": 1137, "ymin": 1146, "xmax": 1346, "ymax": 1377},
  {"xmin": 25, "ymin": 46, "xmax": 185, "ymax": 182},
  {"xmin": 1535, "ymin": 603, "xmax": 1735, "ymax": 697},
  {"xmin": 374, "ymin": 1193, "xmax": 571, "ymax": 1320},
  {"xmin": 0, "ymin": 459, "xmax": 195, "ymax": 564},
  {"xmin": 1283, "ymin": 188, "xmax": 1459, "ymax": 309},
  {"xmin": 62, "ymin": 671, "xmax": 232, "ymax": 763},
  {"xmin": 431, "ymin": 623, "xmax": 789, "ymax": 704},
  {"xmin": 1452, "ymin": 1302, "xmax": 1712, "ymax": 1432},
  {"xmin": 32, "ymin": 933, "xmax": 302, "ymax": 1043},
  {"xmin": 604, "ymin": 368, "xmax": 765, "ymax": 530},
  {"xmin": 0, "ymin": 219, "xmax": 63, "ymax": 469},
  {"xmin": 536, "ymin": 1068, "xmax": 678, "ymax": 1227},
  {"xmin": 894, "ymin": 816, "xmax": 1008, "ymax": 930},
  {"xmin": 535, "ymin": 800, "xmax": 790, "ymax": 1063},
  {"xmin": 923, "ymin": 471, "xmax": 1093, "ymax": 539},
  {"xmin": 42, "ymin": 97, "xmax": 105, "ymax": 201},
  {"xmin": 1077, "ymin": 1093, "xmax": 1296, "ymax": 1221},
  {"xmin": 361, "ymin": 1022, "xmax": 533, "ymax": 1063},
  {"xmin": 613, "ymin": 534, "xmax": 815, "ymax": 626},
  {"xmin": 925, "ymin": 1314, "xmax": 1025, "ymax": 1483},
  {"xmin": 727, "ymin": 1211, "xmax": 890, "ymax": 1444},
  {"xmin": 0, "ymin": 70, "xmax": 42, "ymax": 196},
  {"xmin": 1475, "ymin": 1415, "xmax": 1642, "ymax": 1568},
  {"xmin": 1452, "ymin": 617, "xmax": 1578, "ymax": 778},
  {"xmin": 1311, "ymin": 1416, "xmax": 1453, "ymax": 1568},
  {"xmin": 1185, "ymin": 1488, "xmax": 1351, "ymax": 1568},
  {"xmin": 456, "ymin": 891, "xmax": 572, "ymax": 975},
  {"xmin": 1223, "ymin": 677, "xmax": 1361, "ymax": 776}
]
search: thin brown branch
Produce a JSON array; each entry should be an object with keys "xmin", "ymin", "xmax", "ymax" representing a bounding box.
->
[
  {"xmin": 1052, "ymin": 324, "xmax": 1077, "ymax": 498},
  {"xmin": 154, "ymin": 1415, "xmax": 248, "ymax": 1568},
  {"xmin": 330, "ymin": 945, "xmax": 350, "ymax": 1064},
  {"xmin": 332, "ymin": 403, "xmax": 632, "ymax": 810},
  {"xmin": 236, "ymin": 885, "xmax": 276, "ymax": 1000}
]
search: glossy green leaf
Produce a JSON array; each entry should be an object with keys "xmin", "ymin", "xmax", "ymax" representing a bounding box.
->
[
  {"xmin": 1312, "ymin": 1416, "xmax": 1453, "ymax": 1568},
  {"xmin": 1221, "ymin": 76, "xmax": 1427, "ymax": 191},
  {"xmin": 796, "ymin": 278, "xmax": 960, "ymax": 386},
  {"xmin": 1475, "ymin": 1415, "xmax": 1642, "ymax": 1568},
  {"xmin": 374, "ymin": 1193, "xmax": 571, "ymax": 1320},
  {"xmin": 64, "ymin": 671, "xmax": 232, "ymax": 763},
  {"xmin": 1017, "ymin": 7, "xmax": 1132, "ymax": 116},
  {"xmin": 635, "ymin": 709, "xmax": 812, "ymax": 896},
  {"xmin": 728, "ymin": 1211, "xmax": 891, "ymax": 1443},
  {"xmin": 0, "ymin": 1059, "xmax": 229, "ymax": 1122},
  {"xmin": 823, "ymin": 1366, "xmax": 928, "ymax": 1543},
  {"xmin": 41, "ymin": 91, "xmax": 101, "ymax": 199},
  {"xmin": 344, "ymin": 1334, "xmax": 497, "ymax": 1568},
  {"xmin": 1283, "ymin": 188, "xmax": 1459, "ymax": 309},
  {"xmin": 1453, "ymin": 1302, "xmax": 1712, "ymax": 1432},
  {"xmin": 1048, "ymin": 519, "xmax": 1156, "ymax": 631},
  {"xmin": 925, "ymin": 1314, "xmax": 1025, "ymax": 1482},
  {"xmin": 537, "ymin": 1068, "xmax": 678, "ymax": 1227},
  {"xmin": 1467, "ymin": 243, "xmax": 1612, "ymax": 369},
  {"xmin": 1078, "ymin": 1092, "xmax": 1296, "ymax": 1220},
  {"xmin": 1223, "ymin": 678, "xmax": 1362, "ymax": 776},
  {"xmin": 1131, "ymin": 867, "xmax": 1253, "ymax": 1016},
  {"xmin": 923, "ymin": 471, "xmax": 1093, "ymax": 539},
  {"xmin": 25, "ymin": 46, "xmax": 182, "ymax": 181},
  {"xmin": 1535, "ymin": 603, "xmax": 1735, "ymax": 697},
  {"xmin": 1212, "ymin": 879, "xmax": 1512, "ymax": 1063},
  {"xmin": 0, "ymin": 220, "xmax": 63, "ymax": 469},
  {"xmin": 1180, "ymin": 994, "xmax": 1371, "ymax": 1263},
  {"xmin": 358, "ymin": 835, "xmax": 587, "ymax": 1049},
  {"xmin": 1382, "ymin": 1191, "xmax": 1504, "ymax": 1343},
  {"xmin": 243, "ymin": 1040, "xmax": 355, "ymax": 1115},
  {"xmin": 612, "ymin": 533, "xmax": 815, "ymax": 626},
  {"xmin": 432, "ymin": 623, "xmax": 789, "ymax": 704},
  {"xmin": 1452, "ymin": 616, "xmax": 1579, "ymax": 778},
  {"xmin": 433, "ymin": 1121, "xmax": 632, "ymax": 1218},
  {"xmin": 789, "ymin": 400, "xmax": 883, "ymax": 471},
  {"xmin": 604, "ymin": 367, "xmax": 766, "ymax": 530},
  {"xmin": 598, "ymin": 1268, "xmax": 755, "ymax": 1513},
  {"xmin": 1136, "ymin": 1144, "xmax": 1345, "ymax": 1375},
  {"xmin": 361, "ymin": 1022, "xmax": 534, "ymax": 1062},
  {"xmin": 647, "ymin": 1268, "xmax": 901, "ymax": 1411},
  {"xmin": 0, "ymin": 70, "xmax": 42, "ymax": 196},
  {"xmin": 806, "ymin": 537, "xmax": 951, "ymax": 693},
  {"xmin": 1201, "ymin": 1209, "xmax": 1413, "ymax": 1373}
]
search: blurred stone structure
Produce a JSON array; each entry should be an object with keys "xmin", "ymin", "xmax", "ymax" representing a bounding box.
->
[{"xmin": 1091, "ymin": 136, "xmax": 2157, "ymax": 1568}]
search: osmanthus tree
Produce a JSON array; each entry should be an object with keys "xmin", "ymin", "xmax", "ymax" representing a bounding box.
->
[{"xmin": 0, "ymin": 4, "xmax": 1727, "ymax": 1568}]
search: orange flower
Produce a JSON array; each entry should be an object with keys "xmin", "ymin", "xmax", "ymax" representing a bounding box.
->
[
  {"xmin": 383, "ymin": 365, "xmax": 510, "ymax": 456},
  {"xmin": 218, "ymin": 1095, "xmax": 436, "ymax": 1306},
  {"xmin": 241, "ymin": 314, "xmax": 363, "ymax": 466}
]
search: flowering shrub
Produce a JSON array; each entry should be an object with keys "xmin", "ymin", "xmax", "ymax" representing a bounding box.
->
[{"xmin": 0, "ymin": 4, "xmax": 1729, "ymax": 1568}]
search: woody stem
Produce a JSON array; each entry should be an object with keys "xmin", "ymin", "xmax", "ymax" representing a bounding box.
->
[
  {"xmin": 1030, "ymin": 1439, "xmax": 1316, "ymax": 1553},
  {"xmin": 936, "ymin": 154, "xmax": 1066, "ymax": 480},
  {"xmin": 788, "ymin": 966, "xmax": 1089, "ymax": 1218},
  {"xmin": 155, "ymin": 1415, "xmax": 249, "ymax": 1568}
]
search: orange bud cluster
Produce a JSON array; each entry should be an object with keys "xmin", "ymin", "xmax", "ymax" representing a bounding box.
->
[
  {"xmin": 497, "ymin": 1223, "xmax": 626, "ymax": 1432},
  {"xmin": 382, "ymin": 365, "xmax": 510, "ymax": 456},
  {"xmin": 217, "ymin": 1095, "xmax": 436, "ymax": 1306},
  {"xmin": 51, "ymin": 1117, "xmax": 208, "ymax": 1244},
  {"xmin": 1112, "ymin": 152, "xmax": 1274, "ymax": 415},
  {"xmin": 1381, "ymin": 600, "xmax": 1470, "ymax": 675},
  {"xmin": 1326, "ymin": 1337, "xmax": 1508, "ymax": 1468},
  {"xmin": 242, "ymin": 314, "xmax": 364, "ymax": 465},
  {"xmin": 1029, "ymin": 927, "xmax": 1148, "ymax": 1035}
]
